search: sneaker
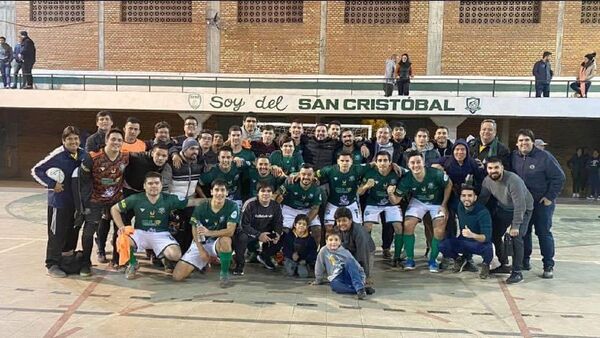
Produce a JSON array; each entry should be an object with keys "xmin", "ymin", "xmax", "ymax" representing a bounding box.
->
[
  {"xmin": 490, "ymin": 265, "xmax": 512, "ymax": 274},
  {"xmin": 572, "ymin": 193, "xmax": 577, "ymax": 198},
  {"xmin": 404, "ymin": 259, "xmax": 416, "ymax": 270},
  {"xmin": 391, "ymin": 257, "xmax": 402, "ymax": 268},
  {"xmin": 587, "ymin": 196, "xmax": 595, "ymax": 200},
  {"xmin": 162, "ymin": 258, "xmax": 175, "ymax": 273},
  {"xmin": 97, "ymin": 253, "xmax": 108, "ymax": 264},
  {"xmin": 453, "ymin": 256, "xmax": 467, "ymax": 273},
  {"xmin": 125, "ymin": 262, "xmax": 139, "ymax": 280},
  {"xmin": 463, "ymin": 259, "xmax": 479, "ymax": 273},
  {"xmin": 438, "ymin": 257, "xmax": 452, "ymax": 270},
  {"xmin": 219, "ymin": 275, "xmax": 233, "ymax": 288},
  {"xmin": 542, "ymin": 267, "xmax": 554, "ymax": 279},
  {"xmin": 479, "ymin": 264, "xmax": 490, "ymax": 279},
  {"xmin": 428, "ymin": 260, "xmax": 439, "ymax": 273},
  {"xmin": 257, "ymin": 254, "xmax": 275, "ymax": 270},
  {"xmin": 80, "ymin": 265, "xmax": 92, "ymax": 277},
  {"xmin": 47, "ymin": 265, "xmax": 67, "ymax": 278},
  {"xmin": 232, "ymin": 266, "xmax": 245, "ymax": 276},
  {"xmin": 382, "ymin": 249, "xmax": 392, "ymax": 259},
  {"xmin": 506, "ymin": 271, "xmax": 523, "ymax": 284},
  {"xmin": 365, "ymin": 286, "xmax": 376, "ymax": 295},
  {"xmin": 356, "ymin": 288, "xmax": 367, "ymax": 300}
]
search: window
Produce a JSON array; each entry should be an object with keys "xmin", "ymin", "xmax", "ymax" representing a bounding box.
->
[
  {"xmin": 344, "ymin": 1, "xmax": 410, "ymax": 24},
  {"xmin": 30, "ymin": 1, "xmax": 85, "ymax": 22},
  {"xmin": 459, "ymin": 1, "xmax": 541, "ymax": 24},
  {"xmin": 121, "ymin": 1, "xmax": 192, "ymax": 23},
  {"xmin": 581, "ymin": 0, "xmax": 600, "ymax": 24},
  {"xmin": 237, "ymin": 1, "xmax": 304, "ymax": 23}
]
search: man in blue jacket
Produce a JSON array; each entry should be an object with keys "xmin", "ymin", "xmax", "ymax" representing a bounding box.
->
[
  {"xmin": 532, "ymin": 51, "xmax": 553, "ymax": 97},
  {"xmin": 511, "ymin": 129, "xmax": 565, "ymax": 279},
  {"xmin": 31, "ymin": 126, "xmax": 86, "ymax": 278}
]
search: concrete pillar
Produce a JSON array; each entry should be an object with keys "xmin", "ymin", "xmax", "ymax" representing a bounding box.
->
[
  {"xmin": 554, "ymin": 1, "xmax": 565, "ymax": 76},
  {"xmin": 318, "ymin": 1, "xmax": 327, "ymax": 74},
  {"xmin": 426, "ymin": 1, "xmax": 444, "ymax": 75},
  {"xmin": 206, "ymin": 1, "xmax": 220, "ymax": 73},
  {"xmin": 177, "ymin": 113, "xmax": 211, "ymax": 130},
  {"xmin": 98, "ymin": 0, "xmax": 105, "ymax": 70},
  {"xmin": 0, "ymin": 1, "xmax": 16, "ymax": 45},
  {"xmin": 429, "ymin": 116, "xmax": 466, "ymax": 141}
]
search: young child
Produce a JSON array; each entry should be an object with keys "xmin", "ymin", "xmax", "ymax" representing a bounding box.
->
[
  {"xmin": 311, "ymin": 231, "xmax": 375, "ymax": 299},
  {"xmin": 282, "ymin": 214, "xmax": 317, "ymax": 278}
]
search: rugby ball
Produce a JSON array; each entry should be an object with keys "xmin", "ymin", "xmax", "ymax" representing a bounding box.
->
[{"xmin": 46, "ymin": 167, "xmax": 65, "ymax": 183}]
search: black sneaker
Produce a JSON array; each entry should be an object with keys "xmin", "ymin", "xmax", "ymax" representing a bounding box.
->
[
  {"xmin": 463, "ymin": 259, "xmax": 479, "ymax": 273},
  {"xmin": 542, "ymin": 267, "xmax": 554, "ymax": 279},
  {"xmin": 479, "ymin": 264, "xmax": 490, "ymax": 279},
  {"xmin": 365, "ymin": 286, "xmax": 376, "ymax": 295},
  {"xmin": 80, "ymin": 265, "xmax": 92, "ymax": 277},
  {"xmin": 47, "ymin": 265, "xmax": 67, "ymax": 278},
  {"xmin": 506, "ymin": 271, "xmax": 523, "ymax": 284},
  {"xmin": 357, "ymin": 288, "xmax": 367, "ymax": 300},
  {"xmin": 257, "ymin": 254, "xmax": 275, "ymax": 270},
  {"xmin": 453, "ymin": 256, "xmax": 466, "ymax": 273},
  {"xmin": 391, "ymin": 258, "xmax": 402, "ymax": 268},
  {"xmin": 97, "ymin": 253, "xmax": 108, "ymax": 264},
  {"xmin": 382, "ymin": 249, "xmax": 392, "ymax": 259},
  {"xmin": 522, "ymin": 261, "xmax": 532, "ymax": 271},
  {"xmin": 232, "ymin": 266, "xmax": 245, "ymax": 276},
  {"xmin": 490, "ymin": 265, "xmax": 512, "ymax": 274}
]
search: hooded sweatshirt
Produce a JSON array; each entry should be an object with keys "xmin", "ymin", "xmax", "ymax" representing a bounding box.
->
[{"xmin": 435, "ymin": 139, "xmax": 486, "ymax": 193}]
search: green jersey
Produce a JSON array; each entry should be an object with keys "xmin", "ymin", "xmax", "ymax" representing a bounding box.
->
[
  {"xmin": 396, "ymin": 167, "xmax": 449, "ymax": 205},
  {"xmin": 362, "ymin": 167, "xmax": 404, "ymax": 206},
  {"xmin": 199, "ymin": 165, "xmax": 242, "ymax": 200},
  {"xmin": 334, "ymin": 147, "xmax": 365, "ymax": 164},
  {"xmin": 278, "ymin": 182, "xmax": 322, "ymax": 209},
  {"xmin": 317, "ymin": 164, "xmax": 369, "ymax": 206},
  {"xmin": 269, "ymin": 150, "xmax": 304, "ymax": 175},
  {"xmin": 245, "ymin": 167, "xmax": 285, "ymax": 198},
  {"xmin": 190, "ymin": 199, "xmax": 240, "ymax": 239},
  {"xmin": 233, "ymin": 148, "xmax": 256, "ymax": 166},
  {"xmin": 118, "ymin": 192, "xmax": 187, "ymax": 232}
]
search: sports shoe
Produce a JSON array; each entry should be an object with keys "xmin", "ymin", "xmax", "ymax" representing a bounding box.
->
[
  {"xmin": 365, "ymin": 286, "xmax": 376, "ymax": 295},
  {"xmin": 428, "ymin": 260, "xmax": 439, "ymax": 273},
  {"xmin": 542, "ymin": 267, "xmax": 554, "ymax": 279},
  {"xmin": 438, "ymin": 257, "xmax": 451, "ymax": 270},
  {"xmin": 490, "ymin": 265, "xmax": 512, "ymax": 274},
  {"xmin": 404, "ymin": 259, "xmax": 416, "ymax": 270},
  {"xmin": 506, "ymin": 271, "xmax": 523, "ymax": 284},
  {"xmin": 453, "ymin": 256, "xmax": 467, "ymax": 273},
  {"xmin": 463, "ymin": 259, "xmax": 479, "ymax": 273},
  {"xmin": 356, "ymin": 288, "xmax": 367, "ymax": 300},
  {"xmin": 479, "ymin": 264, "xmax": 490, "ymax": 279},
  {"xmin": 125, "ymin": 262, "xmax": 139, "ymax": 280},
  {"xmin": 257, "ymin": 254, "xmax": 275, "ymax": 270},
  {"xmin": 219, "ymin": 275, "xmax": 233, "ymax": 288},
  {"xmin": 232, "ymin": 266, "xmax": 245, "ymax": 276},
  {"xmin": 391, "ymin": 257, "xmax": 402, "ymax": 268},
  {"xmin": 80, "ymin": 265, "xmax": 92, "ymax": 277},
  {"xmin": 382, "ymin": 249, "xmax": 392, "ymax": 259},
  {"xmin": 97, "ymin": 253, "xmax": 108, "ymax": 264},
  {"xmin": 47, "ymin": 265, "xmax": 67, "ymax": 278}
]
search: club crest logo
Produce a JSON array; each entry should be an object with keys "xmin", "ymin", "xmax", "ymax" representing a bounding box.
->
[
  {"xmin": 465, "ymin": 97, "xmax": 481, "ymax": 114},
  {"xmin": 188, "ymin": 93, "xmax": 202, "ymax": 110}
]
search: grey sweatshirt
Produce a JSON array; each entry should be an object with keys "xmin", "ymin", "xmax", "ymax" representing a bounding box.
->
[
  {"xmin": 314, "ymin": 245, "xmax": 365, "ymax": 284},
  {"xmin": 478, "ymin": 171, "xmax": 534, "ymax": 229}
]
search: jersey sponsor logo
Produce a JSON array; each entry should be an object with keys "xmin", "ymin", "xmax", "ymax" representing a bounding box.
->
[{"xmin": 158, "ymin": 207, "xmax": 166, "ymax": 214}]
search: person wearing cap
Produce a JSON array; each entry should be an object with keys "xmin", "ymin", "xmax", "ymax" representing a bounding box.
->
[
  {"xmin": 18, "ymin": 31, "xmax": 35, "ymax": 89},
  {"xmin": 534, "ymin": 139, "xmax": 548, "ymax": 151},
  {"xmin": 511, "ymin": 129, "xmax": 565, "ymax": 279},
  {"xmin": 532, "ymin": 51, "xmax": 553, "ymax": 97},
  {"xmin": 161, "ymin": 137, "xmax": 205, "ymax": 253}
]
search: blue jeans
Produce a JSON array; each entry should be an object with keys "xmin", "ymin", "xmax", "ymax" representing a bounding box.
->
[
  {"xmin": 439, "ymin": 237, "xmax": 494, "ymax": 264},
  {"xmin": 330, "ymin": 258, "xmax": 365, "ymax": 294},
  {"xmin": 524, "ymin": 202, "xmax": 555, "ymax": 269},
  {"xmin": 0, "ymin": 60, "xmax": 10, "ymax": 87},
  {"xmin": 570, "ymin": 81, "xmax": 591, "ymax": 97},
  {"xmin": 535, "ymin": 82, "xmax": 550, "ymax": 97}
]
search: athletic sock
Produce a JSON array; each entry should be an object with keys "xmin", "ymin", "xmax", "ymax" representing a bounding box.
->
[
  {"xmin": 429, "ymin": 238, "xmax": 440, "ymax": 262},
  {"xmin": 129, "ymin": 247, "xmax": 137, "ymax": 266},
  {"xmin": 403, "ymin": 234, "xmax": 415, "ymax": 260},
  {"xmin": 393, "ymin": 233, "xmax": 404, "ymax": 259},
  {"xmin": 219, "ymin": 251, "xmax": 233, "ymax": 278}
]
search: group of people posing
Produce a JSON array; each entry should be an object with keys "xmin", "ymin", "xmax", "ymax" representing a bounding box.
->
[{"xmin": 32, "ymin": 113, "xmax": 565, "ymax": 300}]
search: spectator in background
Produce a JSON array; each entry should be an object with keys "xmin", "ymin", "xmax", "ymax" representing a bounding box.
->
[
  {"xmin": 395, "ymin": 53, "xmax": 413, "ymax": 96},
  {"xmin": 433, "ymin": 126, "xmax": 454, "ymax": 157},
  {"xmin": 570, "ymin": 52, "xmax": 596, "ymax": 98},
  {"xmin": 241, "ymin": 114, "xmax": 262, "ymax": 141},
  {"xmin": 18, "ymin": 31, "xmax": 35, "ymax": 89},
  {"xmin": 586, "ymin": 149, "xmax": 600, "ymax": 201},
  {"xmin": 174, "ymin": 116, "xmax": 199, "ymax": 145},
  {"xmin": 10, "ymin": 35, "xmax": 22, "ymax": 89},
  {"xmin": 251, "ymin": 124, "xmax": 278, "ymax": 157},
  {"xmin": 383, "ymin": 54, "xmax": 397, "ymax": 97},
  {"xmin": 391, "ymin": 121, "xmax": 412, "ymax": 150},
  {"xmin": 0, "ymin": 36, "xmax": 12, "ymax": 89},
  {"xmin": 532, "ymin": 51, "xmax": 553, "ymax": 97},
  {"xmin": 212, "ymin": 131, "xmax": 224, "ymax": 153},
  {"xmin": 534, "ymin": 139, "xmax": 548, "ymax": 151},
  {"xmin": 567, "ymin": 147, "xmax": 588, "ymax": 198},
  {"xmin": 85, "ymin": 111, "xmax": 113, "ymax": 153},
  {"xmin": 328, "ymin": 120, "xmax": 341, "ymax": 141}
]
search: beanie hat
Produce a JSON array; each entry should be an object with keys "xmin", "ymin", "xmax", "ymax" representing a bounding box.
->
[
  {"xmin": 585, "ymin": 52, "xmax": 596, "ymax": 60},
  {"xmin": 182, "ymin": 137, "xmax": 199, "ymax": 152}
]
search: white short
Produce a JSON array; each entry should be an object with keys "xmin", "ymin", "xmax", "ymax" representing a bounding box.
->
[
  {"xmin": 129, "ymin": 230, "xmax": 179, "ymax": 259},
  {"xmin": 180, "ymin": 238, "xmax": 220, "ymax": 270},
  {"xmin": 282, "ymin": 205, "xmax": 321, "ymax": 229},
  {"xmin": 405, "ymin": 199, "xmax": 445, "ymax": 221},
  {"xmin": 363, "ymin": 205, "xmax": 403, "ymax": 223},
  {"xmin": 324, "ymin": 202, "xmax": 362, "ymax": 224}
]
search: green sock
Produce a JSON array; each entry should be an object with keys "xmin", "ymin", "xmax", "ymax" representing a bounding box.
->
[
  {"xmin": 393, "ymin": 234, "xmax": 404, "ymax": 259},
  {"xmin": 219, "ymin": 251, "xmax": 233, "ymax": 278},
  {"xmin": 403, "ymin": 234, "xmax": 415, "ymax": 260},
  {"xmin": 429, "ymin": 238, "xmax": 440, "ymax": 262},
  {"xmin": 129, "ymin": 247, "xmax": 137, "ymax": 266}
]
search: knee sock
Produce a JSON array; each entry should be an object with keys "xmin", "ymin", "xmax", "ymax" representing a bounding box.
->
[
  {"xmin": 403, "ymin": 234, "xmax": 415, "ymax": 260},
  {"xmin": 393, "ymin": 234, "xmax": 404, "ymax": 259},
  {"xmin": 219, "ymin": 251, "xmax": 233, "ymax": 278},
  {"xmin": 429, "ymin": 238, "xmax": 440, "ymax": 262},
  {"xmin": 129, "ymin": 247, "xmax": 137, "ymax": 266}
]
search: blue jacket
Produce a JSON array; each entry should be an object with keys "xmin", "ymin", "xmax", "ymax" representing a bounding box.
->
[
  {"xmin": 457, "ymin": 202, "xmax": 492, "ymax": 243},
  {"xmin": 31, "ymin": 146, "xmax": 86, "ymax": 208},
  {"xmin": 532, "ymin": 59, "xmax": 553, "ymax": 83},
  {"xmin": 510, "ymin": 147, "xmax": 565, "ymax": 202}
]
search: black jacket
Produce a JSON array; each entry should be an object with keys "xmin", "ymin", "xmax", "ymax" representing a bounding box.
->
[
  {"xmin": 364, "ymin": 138, "xmax": 406, "ymax": 165},
  {"xmin": 468, "ymin": 137, "xmax": 511, "ymax": 169},
  {"xmin": 302, "ymin": 137, "xmax": 340, "ymax": 170},
  {"xmin": 124, "ymin": 152, "xmax": 165, "ymax": 192},
  {"xmin": 85, "ymin": 129, "xmax": 106, "ymax": 153},
  {"xmin": 20, "ymin": 36, "xmax": 36, "ymax": 63}
]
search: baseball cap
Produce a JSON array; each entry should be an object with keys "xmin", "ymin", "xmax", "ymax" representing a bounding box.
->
[{"xmin": 535, "ymin": 139, "xmax": 548, "ymax": 147}]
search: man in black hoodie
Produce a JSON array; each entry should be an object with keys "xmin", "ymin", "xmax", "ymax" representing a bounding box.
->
[{"xmin": 18, "ymin": 31, "xmax": 35, "ymax": 89}]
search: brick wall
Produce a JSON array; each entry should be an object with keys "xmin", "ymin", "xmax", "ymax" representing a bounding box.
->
[{"xmin": 559, "ymin": 1, "xmax": 599, "ymax": 77}]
